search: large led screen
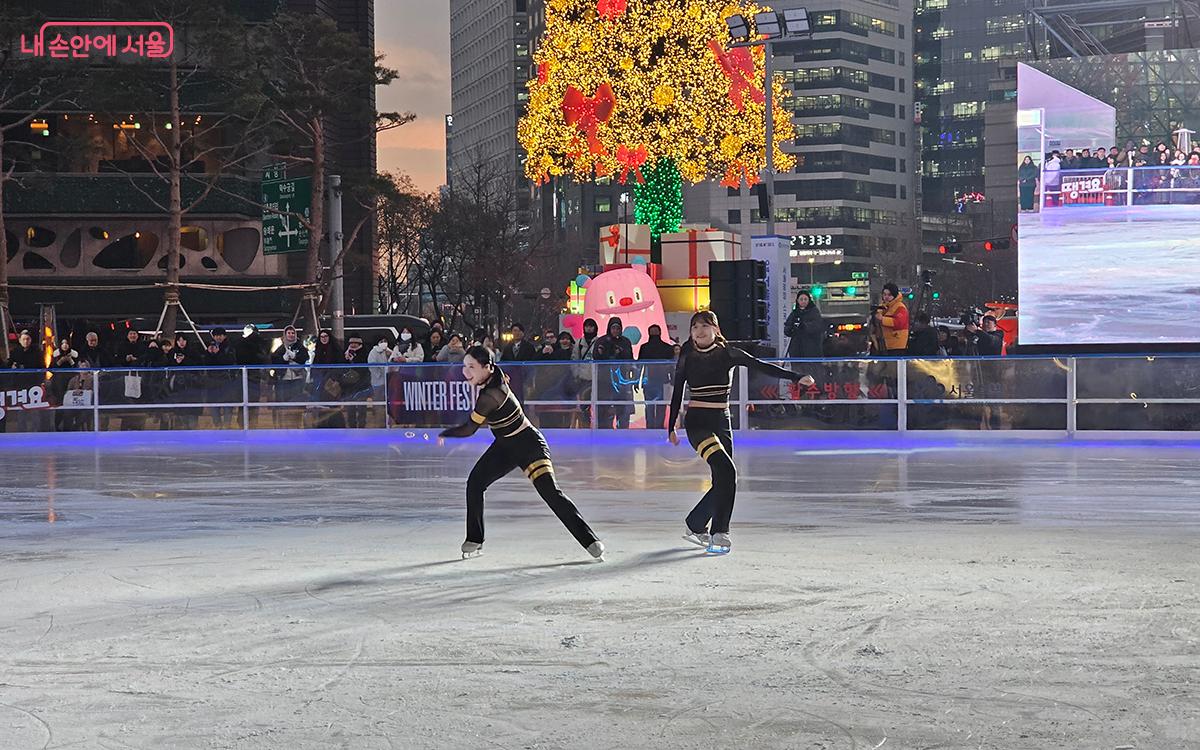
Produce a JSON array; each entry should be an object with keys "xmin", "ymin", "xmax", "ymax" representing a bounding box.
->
[{"xmin": 1017, "ymin": 60, "xmax": 1200, "ymax": 345}]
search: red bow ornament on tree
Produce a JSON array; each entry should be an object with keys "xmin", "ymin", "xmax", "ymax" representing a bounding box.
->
[
  {"xmin": 708, "ymin": 41, "xmax": 764, "ymax": 112},
  {"xmin": 562, "ymin": 83, "xmax": 616, "ymax": 156},
  {"xmin": 615, "ymin": 144, "xmax": 648, "ymax": 184},
  {"xmin": 597, "ymin": 0, "xmax": 627, "ymax": 20},
  {"xmin": 720, "ymin": 161, "xmax": 760, "ymax": 189}
]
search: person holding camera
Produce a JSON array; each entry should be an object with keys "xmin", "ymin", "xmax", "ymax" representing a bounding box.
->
[
  {"xmin": 960, "ymin": 312, "xmax": 1008, "ymax": 355},
  {"xmin": 873, "ymin": 283, "xmax": 909, "ymax": 355}
]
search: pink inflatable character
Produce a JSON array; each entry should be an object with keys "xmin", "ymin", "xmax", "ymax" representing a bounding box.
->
[{"xmin": 582, "ymin": 267, "xmax": 668, "ymax": 356}]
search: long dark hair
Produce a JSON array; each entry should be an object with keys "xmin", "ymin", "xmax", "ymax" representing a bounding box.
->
[
  {"xmin": 465, "ymin": 344, "xmax": 505, "ymax": 388},
  {"xmin": 689, "ymin": 310, "xmax": 728, "ymax": 347}
]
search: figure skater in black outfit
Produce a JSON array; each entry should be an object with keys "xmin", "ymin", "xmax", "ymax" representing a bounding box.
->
[
  {"xmin": 441, "ymin": 346, "xmax": 605, "ymax": 560},
  {"xmin": 667, "ymin": 311, "xmax": 814, "ymax": 554}
]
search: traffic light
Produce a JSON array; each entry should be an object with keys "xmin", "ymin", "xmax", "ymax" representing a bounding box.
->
[
  {"xmin": 983, "ymin": 237, "xmax": 1011, "ymax": 252},
  {"xmin": 938, "ymin": 242, "xmax": 962, "ymax": 255},
  {"xmin": 932, "ymin": 291, "xmax": 941, "ymax": 300},
  {"xmin": 844, "ymin": 285, "xmax": 858, "ymax": 297},
  {"xmin": 810, "ymin": 284, "xmax": 824, "ymax": 300}
]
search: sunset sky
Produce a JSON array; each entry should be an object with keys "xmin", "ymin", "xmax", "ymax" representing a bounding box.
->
[{"xmin": 375, "ymin": 4, "xmax": 451, "ymax": 193}]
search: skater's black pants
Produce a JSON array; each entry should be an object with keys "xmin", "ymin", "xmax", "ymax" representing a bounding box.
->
[
  {"xmin": 466, "ymin": 427, "xmax": 598, "ymax": 548},
  {"xmin": 684, "ymin": 408, "xmax": 736, "ymax": 535}
]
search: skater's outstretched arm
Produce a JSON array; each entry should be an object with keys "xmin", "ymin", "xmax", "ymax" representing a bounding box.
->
[
  {"xmin": 667, "ymin": 342, "xmax": 691, "ymax": 434},
  {"xmin": 440, "ymin": 387, "xmax": 503, "ymax": 438},
  {"xmin": 729, "ymin": 346, "xmax": 812, "ymax": 383}
]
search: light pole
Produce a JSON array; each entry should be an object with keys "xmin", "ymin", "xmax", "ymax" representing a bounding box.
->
[
  {"xmin": 726, "ymin": 8, "xmax": 811, "ymax": 238},
  {"xmin": 619, "ymin": 191, "xmax": 631, "ymax": 263}
]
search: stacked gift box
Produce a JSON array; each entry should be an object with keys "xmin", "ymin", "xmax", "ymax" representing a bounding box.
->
[
  {"xmin": 656, "ymin": 228, "xmax": 741, "ymax": 313},
  {"xmin": 598, "ymin": 223, "xmax": 652, "ymax": 266}
]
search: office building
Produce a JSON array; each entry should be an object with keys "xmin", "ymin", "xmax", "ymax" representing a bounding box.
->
[{"xmin": 684, "ymin": 0, "xmax": 920, "ymax": 283}]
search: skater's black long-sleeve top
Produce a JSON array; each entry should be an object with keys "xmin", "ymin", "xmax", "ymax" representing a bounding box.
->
[
  {"xmin": 668, "ymin": 341, "xmax": 802, "ymax": 432},
  {"xmin": 440, "ymin": 378, "xmax": 532, "ymax": 440}
]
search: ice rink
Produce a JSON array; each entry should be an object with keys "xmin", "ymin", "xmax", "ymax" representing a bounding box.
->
[
  {"xmin": 1019, "ymin": 203, "xmax": 1200, "ymax": 345},
  {"xmin": 2, "ymin": 430, "xmax": 1199, "ymax": 749}
]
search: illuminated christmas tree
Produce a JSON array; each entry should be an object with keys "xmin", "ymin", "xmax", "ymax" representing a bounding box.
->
[{"xmin": 518, "ymin": 0, "xmax": 795, "ymax": 237}]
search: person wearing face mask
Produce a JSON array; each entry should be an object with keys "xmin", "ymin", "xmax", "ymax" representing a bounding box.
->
[
  {"xmin": 368, "ymin": 335, "xmax": 394, "ymax": 403},
  {"xmin": 439, "ymin": 345, "xmax": 604, "ymax": 561},
  {"xmin": 390, "ymin": 328, "xmax": 424, "ymax": 364}
]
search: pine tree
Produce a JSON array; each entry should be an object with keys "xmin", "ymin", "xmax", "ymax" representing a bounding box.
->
[{"xmin": 518, "ymin": 0, "xmax": 795, "ymax": 237}]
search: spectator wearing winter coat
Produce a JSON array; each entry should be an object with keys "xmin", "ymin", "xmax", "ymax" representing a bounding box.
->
[
  {"xmin": 593, "ymin": 317, "xmax": 635, "ymax": 429},
  {"xmin": 201, "ymin": 328, "xmax": 240, "ymax": 427},
  {"xmin": 339, "ymin": 335, "xmax": 372, "ymax": 428},
  {"xmin": 272, "ymin": 325, "xmax": 310, "ymax": 403},
  {"xmin": 367, "ymin": 336, "xmax": 393, "ymax": 401},
  {"xmin": 391, "ymin": 328, "xmax": 425, "ymax": 364},
  {"xmin": 784, "ymin": 291, "xmax": 825, "ymax": 359},
  {"xmin": 874, "ymin": 283, "xmax": 910, "ymax": 354},
  {"xmin": 77, "ymin": 331, "xmax": 108, "ymax": 368},
  {"xmin": 637, "ymin": 324, "xmax": 675, "ymax": 431},
  {"xmin": 501, "ymin": 323, "xmax": 537, "ymax": 361},
  {"xmin": 906, "ymin": 312, "xmax": 941, "ymax": 357},
  {"xmin": 423, "ymin": 330, "xmax": 444, "ymax": 363},
  {"xmin": 116, "ymin": 328, "xmax": 147, "ymax": 368},
  {"xmin": 436, "ymin": 333, "xmax": 468, "ymax": 363}
]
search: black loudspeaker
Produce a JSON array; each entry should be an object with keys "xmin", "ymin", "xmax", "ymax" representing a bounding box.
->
[{"xmin": 709, "ymin": 259, "xmax": 768, "ymax": 341}]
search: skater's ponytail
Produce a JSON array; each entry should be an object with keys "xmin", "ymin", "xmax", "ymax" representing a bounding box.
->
[{"xmin": 465, "ymin": 344, "xmax": 506, "ymax": 388}]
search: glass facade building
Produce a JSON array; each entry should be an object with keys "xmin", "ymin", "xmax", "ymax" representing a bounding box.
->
[{"xmin": 914, "ymin": 0, "xmax": 1033, "ymax": 216}]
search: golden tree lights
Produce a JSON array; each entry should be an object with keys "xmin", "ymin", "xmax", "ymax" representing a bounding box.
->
[{"xmin": 519, "ymin": 0, "xmax": 796, "ymax": 234}]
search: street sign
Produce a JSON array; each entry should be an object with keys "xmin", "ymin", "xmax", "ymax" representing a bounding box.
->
[
  {"xmin": 262, "ymin": 175, "xmax": 311, "ymax": 255},
  {"xmin": 262, "ymin": 162, "xmax": 287, "ymax": 182}
]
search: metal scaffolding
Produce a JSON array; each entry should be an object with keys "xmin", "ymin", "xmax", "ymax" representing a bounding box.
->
[{"xmin": 1026, "ymin": 0, "xmax": 1200, "ymax": 58}]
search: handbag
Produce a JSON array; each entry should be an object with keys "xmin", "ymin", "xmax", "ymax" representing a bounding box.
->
[{"xmin": 124, "ymin": 373, "xmax": 142, "ymax": 399}]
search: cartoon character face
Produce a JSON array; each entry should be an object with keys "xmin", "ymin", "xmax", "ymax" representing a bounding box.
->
[{"xmin": 582, "ymin": 268, "xmax": 668, "ymax": 356}]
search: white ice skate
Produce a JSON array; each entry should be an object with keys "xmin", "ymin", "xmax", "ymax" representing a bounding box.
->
[
  {"xmin": 587, "ymin": 540, "xmax": 606, "ymax": 562},
  {"xmin": 682, "ymin": 530, "xmax": 711, "ymax": 548},
  {"xmin": 706, "ymin": 533, "xmax": 731, "ymax": 555},
  {"xmin": 461, "ymin": 541, "xmax": 483, "ymax": 559}
]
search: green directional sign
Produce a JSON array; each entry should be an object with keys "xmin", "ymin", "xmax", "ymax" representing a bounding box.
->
[{"xmin": 262, "ymin": 176, "xmax": 311, "ymax": 255}]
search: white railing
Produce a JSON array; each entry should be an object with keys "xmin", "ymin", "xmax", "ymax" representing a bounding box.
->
[{"xmin": 3, "ymin": 356, "xmax": 1200, "ymax": 436}]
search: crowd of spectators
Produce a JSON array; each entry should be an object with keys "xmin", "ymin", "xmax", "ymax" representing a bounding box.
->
[{"xmin": 1031, "ymin": 138, "xmax": 1200, "ymax": 209}]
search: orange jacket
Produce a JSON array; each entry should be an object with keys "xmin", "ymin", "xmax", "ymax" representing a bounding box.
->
[{"xmin": 880, "ymin": 297, "xmax": 909, "ymax": 352}]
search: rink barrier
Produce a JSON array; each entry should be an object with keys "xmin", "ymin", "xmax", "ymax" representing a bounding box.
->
[
  {"xmin": 3, "ymin": 355, "xmax": 1200, "ymax": 437},
  {"xmin": 1042, "ymin": 164, "xmax": 1200, "ymax": 208}
]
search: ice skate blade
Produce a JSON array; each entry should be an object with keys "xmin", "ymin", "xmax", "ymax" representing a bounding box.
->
[
  {"xmin": 705, "ymin": 545, "xmax": 731, "ymax": 556},
  {"xmin": 461, "ymin": 550, "xmax": 483, "ymax": 559}
]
